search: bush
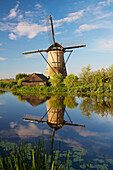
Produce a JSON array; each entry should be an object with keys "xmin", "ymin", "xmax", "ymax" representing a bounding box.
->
[
  {"xmin": 15, "ymin": 73, "xmax": 28, "ymax": 81},
  {"xmin": 64, "ymin": 74, "xmax": 78, "ymax": 90},
  {"xmin": 49, "ymin": 74, "xmax": 63, "ymax": 87}
]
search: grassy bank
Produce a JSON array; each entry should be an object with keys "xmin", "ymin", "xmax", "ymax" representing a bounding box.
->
[{"xmin": 1, "ymin": 82, "xmax": 113, "ymax": 95}]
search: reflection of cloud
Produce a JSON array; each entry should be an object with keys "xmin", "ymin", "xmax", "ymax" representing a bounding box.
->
[
  {"xmin": 15, "ymin": 123, "xmax": 50, "ymax": 139},
  {"xmin": 0, "ymin": 123, "xmax": 50, "ymax": 139},
  {"xmin": 10, "ymin": 121, "xmax": 18, "ymax": 128},
  {"xmin": 0, "ymin": 57, "xmax": 7, "ymax": 61},
  {"xmin": 0, "ymin": 116, "xmax": 3, "ymax": 119},
  {"xmin": 56, "ymin": 137, "xmax": 81, "ymax": 148},
  {"xmin": 98, "ymin": 115, "xmax": 113, "ymax": 122},
  {"xmin": 74, "ymin": 127, "xmax": 98, "ymax": 137},
  {"xmin": 0, "ymin": 101, "xmax": 5, "ymax": 105}
]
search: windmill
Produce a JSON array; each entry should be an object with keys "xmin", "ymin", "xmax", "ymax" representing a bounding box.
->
[
  {"xmin": 23, "ymin": 96, "xmax": 85, "ymax": 150},
  {"xmin": 23, "ymin": 15, "xmax": 86, "ymax": 78}
]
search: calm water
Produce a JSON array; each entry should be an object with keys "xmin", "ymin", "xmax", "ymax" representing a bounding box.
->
[{"xmin": 0, "ymin": 90, "xmax": 113, "ymax": 168}]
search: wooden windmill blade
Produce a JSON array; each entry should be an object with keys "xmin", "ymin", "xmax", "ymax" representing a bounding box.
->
[
  {"xmin": 23, "ymin": 117, "xmax": 47, "ymax": 123},
  {"xmin": 63, "ymin": 41, "xmax": 86, "ymax": 50},
  {"xmin": 64, "ymin": 122, "xmax": 85, "ymax": 127},
  {"xmin": 22, "ymin": 49, "xmax": 47, "ymax": 55},
  {"xmin": 49, "ymin": 15, "xmax": 56, "ymax": 46}
]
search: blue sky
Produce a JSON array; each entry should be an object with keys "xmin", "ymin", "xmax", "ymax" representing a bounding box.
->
[{"xmin": 0, "ymin": 0, "xmax": 113, "ymax": 79}]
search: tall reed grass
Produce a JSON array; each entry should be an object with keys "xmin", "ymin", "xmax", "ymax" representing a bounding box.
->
[{"xmin": 0, "ymin": 137, "xmax": 91, "ymax": 170}]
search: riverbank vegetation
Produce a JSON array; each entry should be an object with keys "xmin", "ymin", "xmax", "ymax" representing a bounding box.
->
[{"xmin": 1, "ymin": 65, "xmax": 113, "ymax": 94}]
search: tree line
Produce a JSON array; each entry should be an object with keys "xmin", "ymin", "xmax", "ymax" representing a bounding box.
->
[{"xmin": 1, "ymin": 65, "xmax": 113, "ymax": 94}]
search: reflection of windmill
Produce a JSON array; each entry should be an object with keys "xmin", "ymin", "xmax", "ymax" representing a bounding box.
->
[
  {"xmin": 23, "ymin": 97, "xmax": 85, "ymax": 147},
  {"xmin": 23, "ymin": 15, "xmax": 86, "ymax": 78}
]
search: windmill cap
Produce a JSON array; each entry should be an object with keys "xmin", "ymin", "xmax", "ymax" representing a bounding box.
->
[{"xmin": 46, "ymin": 42, "xmax": 63, "ymax": 52}]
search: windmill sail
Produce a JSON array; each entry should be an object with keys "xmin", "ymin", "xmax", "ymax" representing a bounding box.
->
[
  {"xmin": 50, "ymin": 15, "xmax": 55, "ymax": 46},
  {"xmin": 63, "ymin": 41, "xmax": 86, "ymax": 50},
  {"xmin": 22, "ymin": 49, "xmax": 47, "ymax": 55}
]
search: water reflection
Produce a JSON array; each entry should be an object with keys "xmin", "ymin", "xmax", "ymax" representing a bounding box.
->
[
  {"xmin": 23, "ymin": 95, "xmax": 85, "ymax": 154},
  {"xmin": 0, "ymin": 90, "xmax": 6, "ymax": 95},
  {"xmin": 78, "ymin": 95, "xmax": 113, "ymax": 119}
]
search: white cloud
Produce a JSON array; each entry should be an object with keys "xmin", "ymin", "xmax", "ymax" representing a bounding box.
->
[
  {"xmin": 56, "ymin": 31, "xmax": 63, "ymax": 35},
  {"xmin": 12, "ymin": 21, "xmax": 47, "ymax": 39},
  {"xmin": 95, "ymin": 12, "xmax": 112, "ymax": 19},
  {"xmin": 0, "ymin": 43, "xmax": 2, "ymax": 46},
  {"xmin": 92, "ymin": 39, "xmax": 113, "ymax": 52},
  {"xmin": 0, "ymin": 74, "xmax": 15, "ymax": 79},
  {"xmin": 17, "ymin": 14, "xmax": 23, "ymax": 21},
  {"xmin": 0, "ymin": 116, "xmax": 3, "ymax": 119},
  {"xmin": 24, "ymin": 53, "xmax": 41, "ymax": 59},
  {"xmin": 3, "ymin": 1, "xmax": 20, "ymax": 20},
  {"xmin": 35, "ymin": 3, "xmax": 42, "ymax": 9},
  {"xmin": 75, "ymin": 24, "xmax": 101, "ymax": 34},
  {"xmin": 0, "ymin": 22, "xmax": 16, "ymax": 31},
  {"xmin": 9, "ymin": 33, "xmax": 17, "ymax": 40},
  {"xmin": 98, "ymin": 0, "xmax": 113, "ymax": 7},
  {"xmin": 55, "ymin": 9, "xmax": 85, "ymax": 24},
  {"xmin": 0, "ymin": 57, "xmax": 7, "ymax": 61}
]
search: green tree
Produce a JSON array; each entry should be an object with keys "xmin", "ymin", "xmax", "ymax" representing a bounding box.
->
[
  {"xmin": 64, "ymin": 74, "xmax": 78, "ymax": 90},
  {"xmin": 17, "ymin": 77, "xmax": 26, "ymax": 86},
  {"xmin": 15, "ymin": 73, "xmax": 28, "ymax": 81},
  {"xmin": 79, "ymin": 64, "xmax": 92, "ymax": 85},
  {"xmin": 49, "ymin": 73, "xmax": 63, "ymax": 87},
  {"xmin": 107, "ymin": 65, "xmax": 113, "ymax": 92}
]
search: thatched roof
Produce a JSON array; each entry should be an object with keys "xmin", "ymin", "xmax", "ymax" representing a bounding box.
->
[{"xmin": 25, "ymin": 73, "xmax": 48, "ymax": 82}]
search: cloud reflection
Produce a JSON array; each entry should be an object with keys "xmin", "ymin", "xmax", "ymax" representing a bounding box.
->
[
  {"xmin": 74, "ymin": 127, "xmax": 98, "ymax": 137},
  {"xmin": 15, "ymin": 123, "xmax": 50, "ymax": 139},
  {"xmin": 10, "ymin": 121, "xmax": 18, "ymax": 128}
]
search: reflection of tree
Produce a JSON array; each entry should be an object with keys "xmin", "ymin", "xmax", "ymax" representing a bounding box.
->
[
  {"xmin": 49, "ymin": 95, "xmax": 64, "ymax": 109},
  {"xmin": 0, "ymin": 90, "xmax": 6, "ymax": 95},
  {"xmin": 79, "ymin": 95, "xmax": 113, "ymax": 119},
  {"xmin": 64, "ymin": 96, "xmax": 78, "ymax": 109},
  {"xmin": 79, "ymin": 97, "xmax": 93, "ymax": 119}
]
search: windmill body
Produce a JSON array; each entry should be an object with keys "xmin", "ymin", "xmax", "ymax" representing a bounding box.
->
[
  {"xmin": 23, "ymin": 15, "xmax": 86, "ymax": 78},
  {"xmin": 45, "ymin": 43, "xmax": 67, "ymax": 78}
]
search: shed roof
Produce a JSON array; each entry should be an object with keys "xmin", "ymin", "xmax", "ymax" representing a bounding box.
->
[
  {"xmin": 26, "ymin": 73, "xmax": 48, "ymax": 82},
  {"xmin": 21, "ymin": 95, "xmax": 47, "ymax": 107}
]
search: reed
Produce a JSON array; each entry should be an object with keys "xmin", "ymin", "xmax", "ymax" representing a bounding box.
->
[{"xmin": 0, "ymin": 137, "xmax": 97, "ymax": 170}]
